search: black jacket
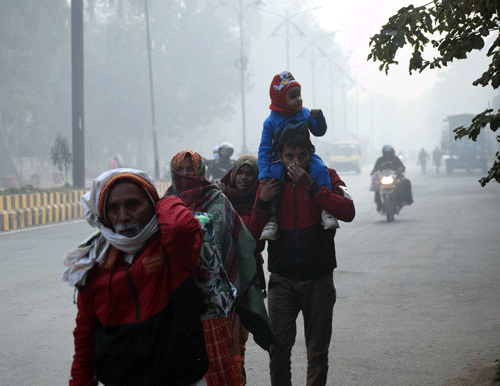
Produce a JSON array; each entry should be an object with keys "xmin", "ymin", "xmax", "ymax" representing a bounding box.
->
[
  {"xmin": 93, "ymin": 278, "xmax": 209, "ymax": 386},
  {"xmin": 371, "ymin": 154, "xmax": 405, "ymax": 175}
]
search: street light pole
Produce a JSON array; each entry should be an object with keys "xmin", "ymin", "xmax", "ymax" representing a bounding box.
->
[
  {"xmin": 263, "ymin": 7, "xmax": 320, "ymax": 70},
  {"xmin": 145, "ymin": 0, "xmax": 160, "ymax": 179},
  {"xmin": 71, "ymin": 0, "xmax": 85, "ymax": 188},
  {"xmin": 321, "ymin": 49, "xmax": 354, "ymax": 141},
  {"xmin": 219, "ymin": 0, "xmax": 261, "ymax": 155},
  {"xmin": 238, "ymin": 0, "xmax": 248, "ymax": 155},
  {"xmin": 299, "ymin": 34, "xmax": 332, "ymax": 107}
]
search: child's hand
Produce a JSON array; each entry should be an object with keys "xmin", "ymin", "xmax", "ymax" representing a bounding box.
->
[
  {"xmin": 310, "ymin": 109, "xmax": 322, "ymax": 118},
  {"xmin": 259, "ymin": 177, "xmax": 271, "ymax": 184},
  {"xmin": 259, "ymin": 179, "xmax": 281, "ymax": 202}
]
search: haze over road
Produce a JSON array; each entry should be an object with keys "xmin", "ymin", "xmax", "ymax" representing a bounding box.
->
[{"xmin": 1, "ymin": 165, "xmax": 499, "ymax": 386}]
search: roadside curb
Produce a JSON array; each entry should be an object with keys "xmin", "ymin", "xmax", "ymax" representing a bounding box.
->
[
  {"xmin": 0, "ymin": 182, "xmax": 170, "ymax": 231},
  {"xmin": 0, "ymin": 191, "xmax": 85, "ymax": 231}
]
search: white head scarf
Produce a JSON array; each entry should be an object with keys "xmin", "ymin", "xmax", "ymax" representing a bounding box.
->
[{"xmin": 62, "ymin": 168, "xmax": 160, "ymax": 287}]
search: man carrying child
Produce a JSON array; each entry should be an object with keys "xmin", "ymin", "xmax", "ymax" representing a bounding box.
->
[{"xmin": 249, "ymin": 128, "xmax": 355, "ymax": 386}]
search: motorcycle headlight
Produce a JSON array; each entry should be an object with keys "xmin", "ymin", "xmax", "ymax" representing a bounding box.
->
[{"xmin": 380, "ymin": 176, "xmax": 394, "ymax": 185}]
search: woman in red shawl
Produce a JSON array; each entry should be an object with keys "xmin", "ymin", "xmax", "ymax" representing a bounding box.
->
[
  {"xmin": 219, "ymin": 154, "xmax": 281, "ymax": 384},
  {"xmin": 165, "ymin": 151, "xmax": 274, "ymax": 386}
]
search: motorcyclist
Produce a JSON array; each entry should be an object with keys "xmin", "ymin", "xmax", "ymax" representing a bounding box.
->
[
  {"xmin": 370, "ymin": 145, "xmax": 406, "ymax": 212},
  {"xmin": 209, "ymin": 142, "xmax": 236, "ymax": 181},
  {"xmin": 212, "ymin": 146, "xmax": 220, "ymax": 161}
]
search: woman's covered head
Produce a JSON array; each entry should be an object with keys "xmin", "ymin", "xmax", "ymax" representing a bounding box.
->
[
  {"xmin": 171, "ymin": 150, "xmax": 205, "ymax": 176},
  {"xmin": 231, "ymin": 155, "xmax": 258, "ymax": 191}
]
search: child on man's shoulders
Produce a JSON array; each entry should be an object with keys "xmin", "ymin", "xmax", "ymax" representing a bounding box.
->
[{"xmin": 257, "ymin": 71, "xmax": 339, "ymax": 241}]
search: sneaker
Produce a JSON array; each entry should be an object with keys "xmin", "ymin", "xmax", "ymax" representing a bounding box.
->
[
  {"xmin": 260, "ymin": 220, "xmax": 279, "ymax": 241},
  {"xmin": 321, "ymin": 210, "xmax": 340, "ymax": 229}
]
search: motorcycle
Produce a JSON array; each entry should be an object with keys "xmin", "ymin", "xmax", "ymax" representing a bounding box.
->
[{"xmin": 377, "ymin": 169, "xmax": 404, "ymax": 222}]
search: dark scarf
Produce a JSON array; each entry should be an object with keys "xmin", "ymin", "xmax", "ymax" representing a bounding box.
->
[{"xmin": 168, "ymin": 174, "xmax": 218, "ymax": 213}]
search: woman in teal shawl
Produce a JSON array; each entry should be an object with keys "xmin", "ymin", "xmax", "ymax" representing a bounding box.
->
[{"xmin": 165, "ymin": 151, "xmax": 274, "ymax": 385}]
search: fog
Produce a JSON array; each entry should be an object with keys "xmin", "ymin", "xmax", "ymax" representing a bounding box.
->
[{"xmin": 1, "ymin": 0, "xmax": 498, "ymax": 184}]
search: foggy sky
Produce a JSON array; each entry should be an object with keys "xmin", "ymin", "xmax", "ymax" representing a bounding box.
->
[
  {"xmin": 3, "ymin": 0, "xmax": 498, "ymax": 179},
  {"xmin": 181, "ymin": 0, "xmax": 498, "ymax": 166}
]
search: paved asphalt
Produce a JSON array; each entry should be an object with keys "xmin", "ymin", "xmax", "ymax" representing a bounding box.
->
[{"xmin": 0, "ymin": 164, "xmax": 499, "ymax": 386}]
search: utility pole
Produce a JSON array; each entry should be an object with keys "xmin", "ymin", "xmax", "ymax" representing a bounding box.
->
[
  {"xmin": 354, "ymin": 74, "xmax": 365, "ymax": 140},
  {"xmin": 370, "ymin": 91, "xmax": 375, "ymax": 157},
  {"xmin": 219, "ymin": 0, "xmax": 262, "ymax": 155},
  {"xmin": 145, "ymin": 0, "xmax": 160, "ymax": 179},
  {"xmin": 342, "ymin": 77, "xmax": 347, "ymax": 141},
  {"xmin": 71, "ymin": 0, "xmax": 85, "ymax": 188},
  {"xmin": 299, "ymin": 34, "xmax": 331, "ymax": 107},
  {"xmin": 237, "ymin": 0, "xmax": 248, "ymax": 155},
  {"xmin": 321, "ymin": 51, "xmax": 357, "ymax": 142},
  {"xmin": 263, "ymin": 7, "xmax": 320, "ymax": 70},
  {"xmin": 324, "ymin": 54, "xmax": 335, "ymax": 141}
]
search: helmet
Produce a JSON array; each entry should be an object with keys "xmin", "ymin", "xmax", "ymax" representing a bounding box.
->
[
  {"xmin": 218, "ymin": 142, "xmax": 234, "ymax": 158},
  {"xmin": 382, "ymin": 145, "xmax": 394, "ymax": 157},
  {"xmin": 212, "ymin": 146, "xmax": 220, "ymax": 160}
]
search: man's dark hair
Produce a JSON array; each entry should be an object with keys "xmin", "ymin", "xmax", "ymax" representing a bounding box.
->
[{"xmin": 277, "ymin": 122, "xmax": 315, "ymax": 155}]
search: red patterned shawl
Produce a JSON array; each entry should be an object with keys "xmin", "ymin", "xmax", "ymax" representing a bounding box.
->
[{"xmin": 164, "ymin": 151, "xmax": 274, "ymax": 351}]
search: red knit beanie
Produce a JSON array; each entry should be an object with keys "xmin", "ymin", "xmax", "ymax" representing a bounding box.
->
[{"xmin": 269, "ymin": 71, "xmax": 301, "ymax": 113}]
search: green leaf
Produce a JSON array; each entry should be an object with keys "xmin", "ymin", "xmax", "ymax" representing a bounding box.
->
[{"xmin": 367, "ymin": 0, "xmax": 500, "ymax": 185}]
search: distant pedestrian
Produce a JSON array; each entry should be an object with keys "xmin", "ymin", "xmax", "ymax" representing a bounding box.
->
[
  {"xmin": 417, "ymin": 148, "xmax": 430, "ymax": 174},
  {"xmin": 433, "ymin": 147, "xmax": 443, "ymax": 174}
]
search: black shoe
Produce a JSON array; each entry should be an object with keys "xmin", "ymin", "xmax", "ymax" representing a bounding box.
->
[{"xmin": 377, "ymin": 204, "xmax": 384, "ymax": 212}]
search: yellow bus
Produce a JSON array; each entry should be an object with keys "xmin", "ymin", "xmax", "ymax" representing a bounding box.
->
[{"xmin": 328, "ymin": 141, "xmax": 362, "ymax": 174}]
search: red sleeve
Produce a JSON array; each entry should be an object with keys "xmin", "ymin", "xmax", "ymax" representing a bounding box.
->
[
  {"xmin": 313, "ymin": 169, "xmax": 355, "ymax": 223},
  {"xmin": 69, "ymin": 290, "xmax": 99, "ymax": 386},
  {"xmin": 155, "ymin": 196, "xmax": 203, "ymax": 274},
  {"xmin": 247, "ymin": 184, "xmax": 270, "ymax": 251}
]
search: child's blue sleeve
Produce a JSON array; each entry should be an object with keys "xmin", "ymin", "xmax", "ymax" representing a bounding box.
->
[
  {"xmin": 309, "ymin": 154, "xmax": 331, "ymax": 189},
  {"xmin": 304, "ymin": 108, "xmax": 327, "ymax": 137},
  {"xmin": 258, "ymin": 120, "xmax": 275, "ymax": 180}
]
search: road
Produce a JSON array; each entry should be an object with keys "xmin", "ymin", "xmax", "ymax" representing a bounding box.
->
[{"xmin": 0, "ymin": 165, "xmax": 499, "ymax": 385}]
